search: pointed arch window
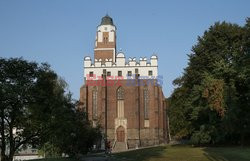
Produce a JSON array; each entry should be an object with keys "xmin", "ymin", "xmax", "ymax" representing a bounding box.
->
[
  {"xmin": 117, "ymin": 86, "xmax": 125, "ymax": 118},
  {"xmin": 92, "ymin": 87, "xmax": 98, "ymax": 120},
  {"xmin": 144, "ymin": 86, "xmax": 149, "ymax": 119},
  {"xmin": 117, "ymin": 86, "xmax": 124, "ymax": 100}
]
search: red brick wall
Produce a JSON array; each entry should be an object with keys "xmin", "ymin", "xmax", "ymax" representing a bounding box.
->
[
  {"xmin": 94, "ymin": 50, "xmax": 113, "ymax": 61},
  {"xmin": 79, "ymin": 79, "xmax": 167, "ymax": 146}
]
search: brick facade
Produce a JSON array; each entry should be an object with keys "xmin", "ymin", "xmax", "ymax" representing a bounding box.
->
[
  {"xmin": 79, "ymin": 79, "xmax": 168, "ymax": 149},
  {"xmin": 94, "ymin": 50, "xmax": 114, "ymax": 62}
]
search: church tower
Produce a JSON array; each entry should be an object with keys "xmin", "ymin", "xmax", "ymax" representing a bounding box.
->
[
  {"xmin": 94, "ymin": 15, "xmax": 116, "ymax": 62},
  {"xmin": 80, "ymin": 15, "xmax": 169, "ymax": 152}
]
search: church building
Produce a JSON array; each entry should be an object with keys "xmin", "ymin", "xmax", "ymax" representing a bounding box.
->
[{"xmin": 79, "ymin": 15, "xmax": 168, "ymax": 151}]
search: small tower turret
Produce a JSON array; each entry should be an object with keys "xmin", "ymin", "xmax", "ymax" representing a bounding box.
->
[{"xmin": 94, "ymin": 15, "xmax": 116, "ymax": 63}]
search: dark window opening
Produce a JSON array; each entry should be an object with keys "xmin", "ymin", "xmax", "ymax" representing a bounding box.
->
[
  {"xmin": 148, "ymin": 70, "xmax": 153, "ymax": 76},
  {"xmin": 103, "ymin": 37, "xmax": 108, "ymax": 44},
  {"xmin": 127, "ymin": 71, "xmax": 132, "ymax": 76},
  {"xmin": 118, "ymin": 71, "xmax": 122, "ymax": 76},
  {"xmin": 89, "ymin": 72, "xmax": 93, "ymax": 77}
]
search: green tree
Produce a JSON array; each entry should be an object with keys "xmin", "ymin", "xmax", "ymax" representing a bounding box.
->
[
  {"xmin": 169, "ymin": 18, "xmax": 250, "ymax": 145},
  {"xmin": 0, "ymin": 57, "xmax": 101, "ymax": 161},
  {"xmin": 0, "ymin": 58, "xmax": 42, "ymax": 161},
  {"xmin": 42, "ymin": 106, "xmax": 102, "ymax": 157}
]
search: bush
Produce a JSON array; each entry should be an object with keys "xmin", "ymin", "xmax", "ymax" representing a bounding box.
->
[{"xmin": 191, "ymin": 126, "xmax": 211, "ymax": 145}]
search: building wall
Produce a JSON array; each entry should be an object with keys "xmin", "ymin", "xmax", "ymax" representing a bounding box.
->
[
  {"xmin": 94, "ymin": 50, "xmax": 114, "ymax": 62},
  {"xmin": 79, "ymin": 16, "xmax": 168, "ymax": 149},
  {"xmin": 84, "ymin": 54, "xmax": 158, "ymax": 80},
  {"xmin": 13, "ymin": 155, "xmax": 43, "ymax": 161},
  {"xmin": 79, "ymin": 79, "xmax": 167, "ymax": 148}
]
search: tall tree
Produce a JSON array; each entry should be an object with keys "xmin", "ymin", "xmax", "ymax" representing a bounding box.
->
[
  {"xmin": 0, "ymin": 58, "xmax": 100, "ymax": 161},
  {"xmin": 0, "ymin": 58, "xmax": 40, "ymax": 161},
  {"xmin": 169, "ymin": 18, "xmax": 250, "ymax": 145}
]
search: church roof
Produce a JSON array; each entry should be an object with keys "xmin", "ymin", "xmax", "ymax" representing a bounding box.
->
[{"xmin": 100, "ymin": 14, "xmax": 114, "ymax": 25}]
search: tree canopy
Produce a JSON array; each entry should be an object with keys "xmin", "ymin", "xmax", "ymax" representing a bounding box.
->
[
  {"xmin": 0, "ymin": 58, "xmax": 101, "ymax": 161},
  {"xmin": 169, "ymin": 18, "xmax": 250, "ymax": 145}
]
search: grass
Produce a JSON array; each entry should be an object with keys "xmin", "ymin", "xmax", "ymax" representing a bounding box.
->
[
  {"xmin": 30, "ymin": 145, "xmax": 250, "ymax": 161},
  {"xmin": 30, "ymin": 158, "xmax": 78, "ymax": 161},
  {"xmin": 113, "ymin": 145, "xmax": 250, "ymax": 161}
]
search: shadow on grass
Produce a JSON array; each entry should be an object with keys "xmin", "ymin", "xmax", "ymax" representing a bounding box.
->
[
  {"xmin": 203, "ymin": 146, "xmax": 250, "ymax": 161},
  {"xmin": 113, "ymin": 146, "xmax": 167, "ymax": 161}
]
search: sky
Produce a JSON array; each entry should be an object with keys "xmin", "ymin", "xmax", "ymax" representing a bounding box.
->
[{"xmin": 0, "ymin": 0, "xmax": 249, "ymax": 99}]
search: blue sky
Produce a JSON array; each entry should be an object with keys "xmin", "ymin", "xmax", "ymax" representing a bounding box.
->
[{"xmin": 0, "ymin": 0, "xmax": 249, "ymax": 99}]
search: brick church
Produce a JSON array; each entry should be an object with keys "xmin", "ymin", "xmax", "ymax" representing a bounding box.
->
[{"xmin": 79, "ymin": 15, "xmax": 168, "ymax": 151}]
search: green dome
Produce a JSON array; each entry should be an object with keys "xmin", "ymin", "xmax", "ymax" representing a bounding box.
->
[{"xmin": 100, "ymin": 14, "xmax": 114, "ymax": 25}]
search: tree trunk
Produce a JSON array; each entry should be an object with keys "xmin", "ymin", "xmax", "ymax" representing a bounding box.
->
[
  {"xmin": 1, "ymin": 110, "xmax": 7, "ymax": 161},
  {"xmin": 241, "ymin": 131, "xmax": 245, "ymax": 147},
  {"xmin": 8, "ymin": 149, "xmax": 15, "ymax": 161},
  {"xmin": 9, "ymin": 123, "xmax": 15, "ymax": 161}
]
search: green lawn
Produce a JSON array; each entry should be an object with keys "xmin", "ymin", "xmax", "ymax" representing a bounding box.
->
[
  {"xmin": 31, "ymin": 145, "xmax": 250, "ymax": 161},
  {"xmin": 30, "ymin": 158, "xmax": 78, "ymax": 161},
  {"xmin": 113, "ymin": 145, "xmax": 250, "ymax": 161}
]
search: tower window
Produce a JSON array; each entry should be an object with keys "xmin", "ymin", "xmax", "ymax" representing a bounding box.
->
[
  {"xmin": 135, "ymin": 68, "xmax": 138, "ymax": 74},
  {"xmin": 103, "ymin": 37, "xmax": 108, "ymax": 44},
  {"xmin": 89, "ymin": 72, "xmax": 94, "ymax": 77},
  {"xmin": 103, "ymin": 69, "xmax": 106, "ymax": 75},
  {"xmin": 117, "ymin": 87, "xmax": 125, "ymax": 118},
  {"xmin": 148, "ymin": 70, "xmax": 153, "ymax": 76},
  {"xmin": 118, "ymin": 71, "xmax": 122, "ymax": 76},
  {"xmin": 107, "ymin": 71, "xmax": 111, "ymax": 76},
  {"xmin": 127, "ymin": 71, "xmax": 132, "ymax": 76},
  {"xmin": 92, "ymin": 87, "xmax": 98, "ymax": 120},
  {"xmin": 144, "ymin": 86, "xmax": 149, "ymax": 119},
  {"xmin": 117, "ymin": 86, "xmax": 125, "ymax": 100}
]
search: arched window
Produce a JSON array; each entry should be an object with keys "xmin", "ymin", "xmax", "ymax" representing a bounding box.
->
[
  {"xmin": 144, "ymin": 86, "xmax": 149, "ymax": 119},
  {"xmin": 117, "ymin": 86, "xmax": 124, "ymax": 100},
  {"xmin": 117, "ymin": 86, "xmax": 125, "ymax": 118},
  {"xmin": 103, "ymin": 37, "xmax": 108, "ymax": 44},
  {"xmin": 92, "ymin": 87, "xmax": 98, "ymax": 120}
]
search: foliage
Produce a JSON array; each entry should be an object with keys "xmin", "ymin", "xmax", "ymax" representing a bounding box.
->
[
  {"xmin": 42, "ymin": 108, "xmax": 102, "ymax": 157},
  {"xmin": 169, "ymin": 18, "xmax": 250, "ymax": 145},
  {"xmin": 190, "ymin": 125, "xmax": 212, "ymax": 145},
  {"xmin": 0, "ymin": 58, "xmax": 101, "ymax": 161}
]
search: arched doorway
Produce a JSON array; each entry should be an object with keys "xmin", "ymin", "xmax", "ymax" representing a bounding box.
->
[{"xmin": 116, "ymin": 126, "xmax": 125, "ymax": 142}]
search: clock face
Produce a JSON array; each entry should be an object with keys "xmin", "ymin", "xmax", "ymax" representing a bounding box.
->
[{"xmin": 104, "ymin": 27, "xmax": 107, "ymax": 31}]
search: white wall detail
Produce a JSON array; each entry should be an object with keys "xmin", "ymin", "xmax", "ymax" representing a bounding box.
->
[{"xmin": 84, "ymin": 52, "xmax": 158, "ymax": 80}]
